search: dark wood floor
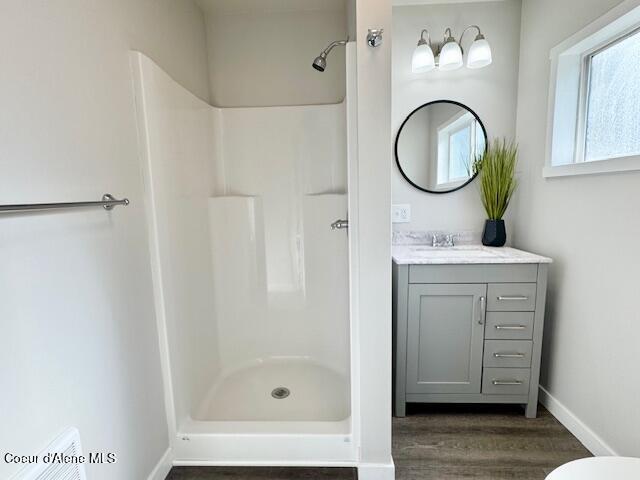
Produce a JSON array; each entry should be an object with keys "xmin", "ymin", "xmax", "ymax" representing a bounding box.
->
[
  {"xmin": 166, "ymin": 404, "xmax": 591, "ymax": 480},
  {"xmin": 392, "ymin": 403, "xmax": 590, "ymax": 479}
]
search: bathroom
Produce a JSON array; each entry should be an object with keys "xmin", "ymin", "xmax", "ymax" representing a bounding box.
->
[{"xmin": 1, "ymin": 0, "xmax": 639, "ymax": 479}]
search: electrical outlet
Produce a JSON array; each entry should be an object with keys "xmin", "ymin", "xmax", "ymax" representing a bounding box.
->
[{"xmin": 392, "ymin": 204, "xmax": 411, "ymax": 223}]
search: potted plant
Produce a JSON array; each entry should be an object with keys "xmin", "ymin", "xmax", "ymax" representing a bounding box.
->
[{"xmin": 474, "ymin": 139, "xmax": 518, "ymax": 247}]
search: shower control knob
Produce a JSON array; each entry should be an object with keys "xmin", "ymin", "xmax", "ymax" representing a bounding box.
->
[
  {"xmin": 367, "ymin": 29, "xmax": 384, "ymax": 48},
  {"xmin": 331, "ymin": 219, "xmax": 349, "ymax": 230}
]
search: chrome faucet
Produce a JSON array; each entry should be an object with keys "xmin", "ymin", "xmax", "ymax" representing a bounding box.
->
[
  {"xmin": 432, "ymin": 233, "xmax": 455, "ymax": 247},
  {"xmin": 445, "ymin": 234, "xmax": 455, "ymax": 247},
  {"xmin": 331, "ymin": 219, "xmax": 349, "ymax": 230}
]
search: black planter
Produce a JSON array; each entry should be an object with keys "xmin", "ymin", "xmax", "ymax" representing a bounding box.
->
[{"xmin": 482, "ymin": 219, "xmax": 506, "ymax": 247}]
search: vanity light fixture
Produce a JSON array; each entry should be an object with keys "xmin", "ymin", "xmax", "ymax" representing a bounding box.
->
[
  {"xmin": 439, "ymin": 29, "xmax": 464, "ymax": 71},
  {"xmin": 411, "ymin": 30, "xmax": 436, "ymax": 73},
  {"xmin": 411, "ymin": 25, "xmax": 492, "ymax": 73},
  {"xmin": 465, "ymin": 26, "xmax": 493, "ymax": 69}
]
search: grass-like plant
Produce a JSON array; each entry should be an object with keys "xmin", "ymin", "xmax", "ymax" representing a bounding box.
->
[{"xmin": 474, "ymin": 139, "xmax": 518, "ymax": 220}]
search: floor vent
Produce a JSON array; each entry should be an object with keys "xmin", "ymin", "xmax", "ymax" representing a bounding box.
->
[{"xmin": 11, "ymin": 428, "xmax": 87, "ymax": 480}]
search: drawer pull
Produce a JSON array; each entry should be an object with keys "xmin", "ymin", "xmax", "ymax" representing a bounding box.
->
[
  {"xmin": 478, "ymin": 296, "xmax": 486, "ymax": 325},
  {"xmin": 497, "ymin": 296, "xmax": 529, "ymax": 301},
  {"xmin": 493, "ymin": 352, "xmax": 525, "ymax": 358},
  {"xmin": 492, "ymin": 379, "xmax": 524, "ymax": 386},
  {"xmin": 495, "ymin": 324, "xmax": 526, "ymax": 330}
]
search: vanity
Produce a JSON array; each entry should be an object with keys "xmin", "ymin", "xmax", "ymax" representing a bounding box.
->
[{"xmin": 392, "ymin": 241, "xmax": 552, "ymax": 418}]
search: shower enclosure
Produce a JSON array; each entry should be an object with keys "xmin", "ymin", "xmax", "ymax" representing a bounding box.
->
[{"xmin": 132, "ymin": 36, "xmax": 359, "ymax": 465}]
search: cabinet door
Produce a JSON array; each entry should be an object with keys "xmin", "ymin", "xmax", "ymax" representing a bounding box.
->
[{"xmin": 406, "ymin": 284, "xmax": 487, "ymax": 394}]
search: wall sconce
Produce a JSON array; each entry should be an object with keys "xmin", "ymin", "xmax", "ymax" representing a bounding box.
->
[{"xmin": 411, "ymin": 25, "xmax": 492, "ymax": 73}]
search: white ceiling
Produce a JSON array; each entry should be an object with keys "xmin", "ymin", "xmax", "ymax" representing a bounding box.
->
[{"xmin": 196, "ymin": 0, "xmax": 346, "ymax": 16}]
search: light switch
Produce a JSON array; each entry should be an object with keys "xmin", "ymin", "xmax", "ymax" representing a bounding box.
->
[{"xmin": 392, "ymin": 204, "xmax": 411, "ymax": 223}]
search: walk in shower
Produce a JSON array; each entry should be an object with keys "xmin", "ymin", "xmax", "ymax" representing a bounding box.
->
[{"xmin": 131, "ymin": 1, "xmax": 358, "ymax": 465}]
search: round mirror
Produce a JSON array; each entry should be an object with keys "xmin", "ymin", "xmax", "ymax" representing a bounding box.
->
[{"xmin": 395, "ymin": 100, "xmax": 487, "ymax": 194}]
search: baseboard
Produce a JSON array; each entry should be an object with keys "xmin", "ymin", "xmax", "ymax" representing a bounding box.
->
[
  {"xmin": 539, "ymin": 387, "xmax": 617, "ymax": 456},
  {"xmin": 148, "ymin": 447, "xmax": 173, "ymax": 480},
  {"xmin": 357, "ymin": 459, "xmax": 395, "ymax": 480}
]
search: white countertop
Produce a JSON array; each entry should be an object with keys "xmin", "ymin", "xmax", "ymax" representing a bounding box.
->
[{"xmin": 392, "ymin": 245, "xmax": 553, "ymax": 265}]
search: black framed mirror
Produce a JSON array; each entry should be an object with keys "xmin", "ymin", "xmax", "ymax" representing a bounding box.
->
[{"xmin": 395, "ymin": 100, "xmax": 487, "ymax": 194}]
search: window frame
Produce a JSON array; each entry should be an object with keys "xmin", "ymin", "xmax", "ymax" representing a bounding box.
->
[{"xmin": 545, "ymin": 0, "xmax": 640, "ymax": 178}]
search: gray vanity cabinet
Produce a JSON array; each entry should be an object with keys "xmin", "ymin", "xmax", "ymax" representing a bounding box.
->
[
  {"xmin": 406, "ymin": 284, "xmax": 486, "ymax": 395},
  {"xmin": 393, "ymin": 262, "xmax": 548, "ymax": 419}
]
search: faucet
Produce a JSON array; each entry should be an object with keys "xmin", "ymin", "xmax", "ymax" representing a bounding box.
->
[
  {"xmin": 432, "ymin": 233, "xmax": 455, "ymax": 247},
  {"xmin": 331, "ymin": 218, "xmax": 349, "ymax": 230},
  {"xmin": 445, "ymin": 234, "xmax": 455, "ymax": 247}
]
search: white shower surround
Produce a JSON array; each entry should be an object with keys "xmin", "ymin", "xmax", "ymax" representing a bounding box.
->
[{"xmin": 131, "ymin": 45, "xmax": 361, "ymax": 467}]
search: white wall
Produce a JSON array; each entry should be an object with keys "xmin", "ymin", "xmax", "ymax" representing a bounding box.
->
[
  {"xmin": 354, "ymin": 0, "xmax": 394, "ymax": 477},
  {"xmin": 197, "ymin": 0, "xmax": 348, "ymax": 107},
  {"xmin": 515, "ymin": 0, "xmax": 640, "ymax": 457},
  {"xmin": 0, "ymin": 1, "xmax": 210, "ymax": 479},
  {"xmin": 392, "ymin": 0, "xmax": 521, "ymax": 235}
]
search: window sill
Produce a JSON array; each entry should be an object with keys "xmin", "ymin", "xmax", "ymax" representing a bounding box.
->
[
  {"xmin": 544, "ymin": 154, "xmax": 640, "ymax": 178},
  {"xmin": 436, "ymin": 179, "xmax": 468, "ymax": 190}
]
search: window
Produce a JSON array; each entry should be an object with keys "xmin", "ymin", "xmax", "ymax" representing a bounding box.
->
[
  {"xmin": 584, "ymin": 29, "xmax": 640, "ymax": 162},
  {"xmin": 436, "ymin": 112, "xmax": 484, "ymax": 187},
  {"xmin": 547, "ymin": 0, "xmax": 640, "ymax": 177}
]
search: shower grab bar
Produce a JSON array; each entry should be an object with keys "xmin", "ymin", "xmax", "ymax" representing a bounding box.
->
[{"xmin": 0, "ymin": 193, "xmax": 129, "ymax": 213}]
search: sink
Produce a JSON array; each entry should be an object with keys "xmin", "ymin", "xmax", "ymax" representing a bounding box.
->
[
  {"xmin": 400, "ymin": 245, "xmax": 504, "ymax": 260},
  {"xmin": 411, "ymin": 245, "xmax": 485, "ymax": 252},
  {"xmin": 410, "ymin": 247, "xmax": 498, "ymax": 258}
]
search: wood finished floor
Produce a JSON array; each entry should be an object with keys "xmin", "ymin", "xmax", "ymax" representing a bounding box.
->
[{"xmin": 165, "ymin": 404, "xmax": 591, "ymax": 480}]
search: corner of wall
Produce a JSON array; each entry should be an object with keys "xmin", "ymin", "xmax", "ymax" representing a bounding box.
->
[
  {"xmin": 196, "ymin": 2, "xmax": 215, "ymax": 105},
  {"xmin": 147, "ymin": 448, "xmax": 174, "ymax": 480},
  {"xmin": 538, "ymin": 387, "xmax": 617, "ymax": 456}
]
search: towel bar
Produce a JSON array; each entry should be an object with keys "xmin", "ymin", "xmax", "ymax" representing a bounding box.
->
[{"xmin": 0, "ymin": 193, "xmax": 129, "ymax": 213}]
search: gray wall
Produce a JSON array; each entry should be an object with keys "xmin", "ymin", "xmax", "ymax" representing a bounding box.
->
[
  {"xmin": 0, "ymin": 1, "xmax": 210, "ymax": 478},
  {"xmin": 515, "ymin": 0, "xmax": 640, "ymax": 456},
  {"xmin": 197, "ymin": 0, "xmax": 348, "ymax": 107},
  {"xmin": 392, "ymin": 0, "xmax": 522, "ymax": 235}
]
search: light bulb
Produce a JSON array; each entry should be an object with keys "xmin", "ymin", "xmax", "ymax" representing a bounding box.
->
[
  {"xmin": 467, "ymin": 36, "xmax": 492, "ymax": 69},
  {"xmin": 438, "ymin": 39, "xmax": 463, "ymax": 71},
  {"xmin": 412, "ymin": 42, "xmax": 435, "ymax": 73}
]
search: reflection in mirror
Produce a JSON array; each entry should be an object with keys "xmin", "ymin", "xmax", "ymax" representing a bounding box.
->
[{"xmin": 395, "ymin": 100, "xmax": 487, "ymax": 193}]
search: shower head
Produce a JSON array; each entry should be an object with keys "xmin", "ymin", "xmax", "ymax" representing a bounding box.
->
[
  {"xmin": 312, "ymin": 53, "xmax": 327, "ymax": 72},
  {"xmin": 312, "ymin": 38, "xmax": 348, "ymax": 72}
]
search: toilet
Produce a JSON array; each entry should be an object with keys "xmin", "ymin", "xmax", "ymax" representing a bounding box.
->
[{"xmin": 546, "ymin": 457, "xmax": 640, "ymax": 479}]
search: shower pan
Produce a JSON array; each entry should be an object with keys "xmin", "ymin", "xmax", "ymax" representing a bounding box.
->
[{"xmin": 131, "ymin": 41, "xmax": 359, "ymax": 466}]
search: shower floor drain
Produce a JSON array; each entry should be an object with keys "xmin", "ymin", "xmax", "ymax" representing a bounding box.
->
[{"xmin": 271, "ymin": 387, "xmax": 290, "ymax": 399}]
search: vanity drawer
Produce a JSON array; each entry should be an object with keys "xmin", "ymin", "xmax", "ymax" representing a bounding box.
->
[
  {"xmin": 483, "ymin": 340, "xmax": 533, "ymax": 368},
  {"xmin": 485, "ymin": 312, "xmax": 534, "ymax": 340},
  {"xmin": 409, "ymin": 264, "xmax": 538, "ymax": 284},
  {"xmin": 482, "ymin": 368, "xmax": 530, "ymax": 395},
  {"xmin": 487, "ymin": 283, "xmax": 537, "ymax": 311}
]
